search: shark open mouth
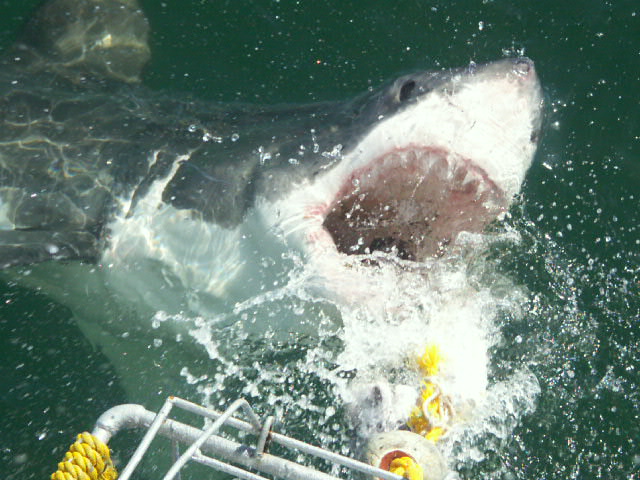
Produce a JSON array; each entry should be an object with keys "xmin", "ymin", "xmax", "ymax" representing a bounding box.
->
[{"xmin": 322, "ymin": 147, "xmax": 507, "ymax": 261}]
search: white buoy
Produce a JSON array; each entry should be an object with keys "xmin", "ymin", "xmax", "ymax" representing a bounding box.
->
[{"xmin": 365, "ymin": 430, "xmax": 448, "ymax": 480}]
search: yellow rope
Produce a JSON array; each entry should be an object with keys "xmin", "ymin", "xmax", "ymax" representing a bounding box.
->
[
  {"xmin": 406, "ymin": 344, "xmax": 453, "ymax": 443},
  {"xmin": 51, "ymin": 432, "xmax": 118, "ymax": 480},
  {"xmin": 389, "ymin": 456, "xmax": 423, "ymax": 480},
  {"xmin": 416, "ymin": 344, "xmax": 442, "ymax": 377}
]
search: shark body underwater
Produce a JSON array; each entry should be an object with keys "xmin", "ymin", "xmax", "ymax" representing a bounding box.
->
[{"xmin": 0, "ymin": 0, "xmax": 544, "ymax": 468}]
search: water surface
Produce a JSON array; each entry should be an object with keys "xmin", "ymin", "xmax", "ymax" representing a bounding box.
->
[{"xmin": 1, "ymin": 1, "xmax": 638, "ymax": 479}]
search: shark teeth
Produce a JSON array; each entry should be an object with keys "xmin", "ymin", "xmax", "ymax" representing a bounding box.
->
[{"xmin": 322, "ymin": 147, "xmax": 506, "ymax": 261}]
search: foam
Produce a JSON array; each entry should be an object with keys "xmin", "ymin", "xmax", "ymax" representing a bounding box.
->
[{"xmin": 147, "ymin": 229, "xmax": 540, "ymax": 472}]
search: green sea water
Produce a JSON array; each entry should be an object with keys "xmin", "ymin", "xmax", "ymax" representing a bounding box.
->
[{"xmin": 1, "ymin": 1, "xmax": 638, "ymax": 479}]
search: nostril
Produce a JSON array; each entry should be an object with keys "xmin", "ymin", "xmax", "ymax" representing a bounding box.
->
[
  {"xmin": 530, "ymin": 129, "xmax": 540, "ymax": 143},
  {"xmin": 514, "ymin": 58, "xmax": 533, "ymax": 76}
]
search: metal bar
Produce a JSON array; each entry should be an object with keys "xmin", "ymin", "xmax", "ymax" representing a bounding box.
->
[
  {"xmin": 92, "ymin": 403, "xmax": 154, "ymax": 443},
  {"xmin": 120, "ymin": 398, "xmax": 176, "ymax": 480},
  {"xmin": 256, "ymin": 415, "xmax": 274, "ymax": 456},
  {"xmin": 91, "ymin": 397, "xmax": 404, "ymax": 480},
  {"xmin": 171, "ymin": 439, "xmax": 182, "ymax": 480},
  {"xmin": 171, "ymin": 396, "xmax": 261, "ymax": 433},
  {"xmin": 191, "ymin": 451, "xmax": 270, "ymax": 480},
  {"xmin": 162, "ymin": 398, "xmax": 251, "ymax": 480},
  {"xmin": 268, "ymin": 430, "xmax": 402, "ymax": 480},
  {"xmin": 151, "ymin": 407, "xmax": 341, "ymax": 480},
  {"xmin": 164, "ymin": 397, "xmax": 403, "ymax": 480}
]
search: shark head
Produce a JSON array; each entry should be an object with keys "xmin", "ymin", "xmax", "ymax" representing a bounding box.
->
[
  {"xmin": 0, "ymin": 2, "xmax": 541, "ymax": 302},
  {"xmin": 266, "ymin": 58, "xmax": 543, "ymax": 269},
  {"xmin": 0, "ymin": 3, "xmax": 548, "ymax": 467}
]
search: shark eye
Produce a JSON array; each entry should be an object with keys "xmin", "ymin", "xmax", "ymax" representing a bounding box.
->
[{"xmin": 399, "ymin": 80, "xmax": 416, "ymax": 102}]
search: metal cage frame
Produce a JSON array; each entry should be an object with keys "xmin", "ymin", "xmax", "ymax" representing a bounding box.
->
[{"xmin": 92, "ymin": 395, "xmax": 404, "ymax": 480}]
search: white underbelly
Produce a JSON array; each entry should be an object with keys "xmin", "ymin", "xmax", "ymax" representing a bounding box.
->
[{"xmin": 102, "ymin": 201, "xmax": 294, "ymax": 320}]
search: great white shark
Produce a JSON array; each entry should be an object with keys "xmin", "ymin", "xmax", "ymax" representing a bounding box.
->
[{"xmin": 0, "ymin": 0, "xmax": 543, "ymax": 464}]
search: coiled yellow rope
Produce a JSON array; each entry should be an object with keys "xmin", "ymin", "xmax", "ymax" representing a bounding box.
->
[
  {"xmin": 389, "ymin": 456, "xmax": 424, "ymax": 480},
  {"xmin": 51, "ymin": 432, "xmax": 118, "ymax": 480},
  {"xmin": 406, "ymin": 344, "xmax": 453, "ymax": 443}
]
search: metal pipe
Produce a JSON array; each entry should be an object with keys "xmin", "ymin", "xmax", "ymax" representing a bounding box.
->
[
  {"xmin": 169, "ymin": 397, "xmax": 403, "ymax": 480},
  {"xmin": 162, "ymin": 398, "xmax": 252, "ymax": 480},
  {"xmin": 91, "ymin": 397, "xmax": 404, "ymax": 480}
]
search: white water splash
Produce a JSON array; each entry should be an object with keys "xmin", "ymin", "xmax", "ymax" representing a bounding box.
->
[{"xmin": 144, "ymin": 230, "xmax": 540, "ymax": 473}]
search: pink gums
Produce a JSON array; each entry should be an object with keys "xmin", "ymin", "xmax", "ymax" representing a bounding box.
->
[{"xmin": 319, "ymin": 145, "xmax": 506, "ymax": 260}]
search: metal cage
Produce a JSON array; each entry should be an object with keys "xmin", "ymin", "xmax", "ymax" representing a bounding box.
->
[{"xmin": 91, "ymin": 395, "xmax": 404, "ymax": 480}]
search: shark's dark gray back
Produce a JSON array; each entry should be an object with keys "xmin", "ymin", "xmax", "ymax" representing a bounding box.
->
[
  {"xmin": 0, "ymin": 0, "xmax": 447, "ymax": 269},
  {"xmin": 0, "ymin": 1, "xmax": 322, "ymax": 268},
  {"xmin": 0, "ymin": 0, "xmax": 221, "ymax": 266}
]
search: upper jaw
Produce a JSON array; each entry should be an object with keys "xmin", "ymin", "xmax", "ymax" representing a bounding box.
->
[{"xmin": 271, "ymin": 58, "xmax": 542, "ymax": 265}]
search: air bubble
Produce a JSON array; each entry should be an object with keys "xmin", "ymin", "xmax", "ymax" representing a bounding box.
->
[{"xmin": 258, "ymin": 146, "xmax": 272, "ymax": 164}]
